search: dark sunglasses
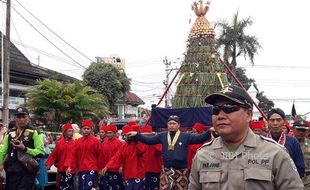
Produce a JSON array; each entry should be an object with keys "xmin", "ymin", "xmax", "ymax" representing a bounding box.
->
[{"xmin": 212, "ymin": 104, "xmax": 247, "ymax": 115}]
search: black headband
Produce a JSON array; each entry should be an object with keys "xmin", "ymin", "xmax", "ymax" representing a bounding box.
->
[
  {"xmin": 267, "ymin": 108, "xmax": 285, "ymax": 119},
  {"xmin": 167, "ymin": 115, "xmax": 180, "ymax": 123}
]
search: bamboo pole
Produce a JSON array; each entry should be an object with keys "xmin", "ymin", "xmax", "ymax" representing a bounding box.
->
[
  {"xmin": 144, "ymin": 66, "xmax": 182, "ymax": 126},
  {"xmin": 219, "ymin": 58, "xmax": 268, "ymax": 120}
]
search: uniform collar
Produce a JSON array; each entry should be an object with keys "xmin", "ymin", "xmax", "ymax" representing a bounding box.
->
[{"xmin": 212, "ymin": 129, "xmax": 257, "ymax": 149}]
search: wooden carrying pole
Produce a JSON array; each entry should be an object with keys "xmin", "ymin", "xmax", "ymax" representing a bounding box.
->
[
  {"xmin": 219, "ymin": 58, "xmax": 268, "ymax": 120},
  {"xmin": 144, "ymin": 66, "xmax": 182, "ymax": 126}
]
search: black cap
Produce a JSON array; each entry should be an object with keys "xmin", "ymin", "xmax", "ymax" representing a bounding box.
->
[
  {"xmin": 15, "ymin": 106, "xmax": 29, "ymax": 115},
  {"xmin": 167, "ymin": 115, "xmax": 180, "ymax": 123},
  {"xmin": 293, "ymin": 119, "xmax": 308, "ymax": 130},
  {"xmin": 205, "ymin": 85, "xmax": 253, "ymax": 109}
]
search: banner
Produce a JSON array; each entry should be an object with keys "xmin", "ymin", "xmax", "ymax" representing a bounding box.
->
[{"xmin": 150, "ymin": 106, "xmax": 212, "ymax": 130}]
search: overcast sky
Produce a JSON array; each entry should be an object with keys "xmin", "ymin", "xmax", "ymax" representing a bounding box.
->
[{"xmin": 1, "ymin": 0, "xmax": 310, "ymax": 117}]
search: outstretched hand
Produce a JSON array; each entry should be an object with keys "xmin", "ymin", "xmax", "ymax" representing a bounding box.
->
[
  {"xmin": 127, "ymin": 131, "xmax": 138, "ymax": 137},
  {"xmin": 66, "ymin": 167, "xmax": 71, "ymax": 176}
]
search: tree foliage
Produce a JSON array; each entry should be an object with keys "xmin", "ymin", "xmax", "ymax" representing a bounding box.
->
[
  {"xmin": 82, "ymin": 63, "xmax": 131, "ymax": 111},
  {"xmin": 256, "ymin": 89, "xmax": 275, "ymax": 112},
  {"xmin": 216, "ymin": 11, "xmax": 261, "ymax": 69},
  {"xmin": 25, "ymin": 79, "xmax": 109, "ymax": 131},
  {"xmin": 233, "ymin": 67, "xmax": 255, "ymax": 90}
]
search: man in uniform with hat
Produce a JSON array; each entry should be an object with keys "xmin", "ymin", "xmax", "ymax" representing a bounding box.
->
[
  {"xmin": 267, "ymin": 108, "xmax": 305, "ymax": 177},
  {"xmin": 128, "ymin": 115, "xmax": 211, "ymax": 189},
  {"xmin": 189, "ymin": 85, "xmax": 303, "ymax": 189},
  {"xmin": 67, "ymin": 119, "xmax": 100, "ymax": 190},
  {"xmin": 293, "ymin": 119, "xmax": 310, "ymax": 189},
  {"xmin": 0, "ymin": 106, "xmax": 45, "ymax": 190},
  {"xmin": 46, "ymin": 123, "xmax": 76, "ymax": 189}
]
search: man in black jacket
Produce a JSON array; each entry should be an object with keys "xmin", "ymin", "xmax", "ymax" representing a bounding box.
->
[{"xmin": 128, "ymin": 115, "xmax": 211, "ymax": 189}]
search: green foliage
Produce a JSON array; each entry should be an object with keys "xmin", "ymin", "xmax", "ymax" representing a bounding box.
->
[
  {"xmin": 25, "ymin": 79, "xmax": 109, "ymax": 131},
  {"xmin": 82, "ymin": 63, "xmax": 131, "ymax": 111},
  {"xmin": 256, "ymin": 90, "xmax": 274, "ymax": 112},
  {"xmin": 233, "ymin": 67, "xmax": 255, "ymax": 90},
  {"xmin": 172, "ymin": 35, "xmax": 229, "ymax": 108},
  {"xmin": 216, "ymin": 11, "xmax": 261, "ymax": 69}
]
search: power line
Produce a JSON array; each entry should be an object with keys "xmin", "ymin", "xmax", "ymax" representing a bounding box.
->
[
  {"xmin": 14, "ymin": 0, "xmax": 95, "ymax": 63},
  {"xmin": 10, "ymin": 5, "xmax": 87, "ymax": 69},
  {"xmin": 10, "ymin": 16, "xmax": 33, "ymax": 60},
  {"xmin": 132, "ymin": 84, "xmax": 164, "ymax": 92},
  {"xmin": 12, "ymin": 39, "xmax": 83, "ymax": 68},
  {"xmin": 240, "ymin": 64, "xmax": 310, "ymax": 69},
  {"xmin": 131, "ymin": 80, "xmax": 163, "ymax": 84}
]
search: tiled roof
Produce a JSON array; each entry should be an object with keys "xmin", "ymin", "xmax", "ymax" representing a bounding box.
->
[
  {"xmin": 0, "ymin": 32, "xmax": 76, "ymax": 85},
  {"xmin": 125, "ymin": 91, "xmax": 145, "ymax": 105}
]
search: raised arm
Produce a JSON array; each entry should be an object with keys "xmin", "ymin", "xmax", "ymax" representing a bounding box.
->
[
  {"xmin": 188, "ymin": 130, "xmax": 211, "ymax": 144},
  {"xmin": 135, "ymin": 133, "xmax": 161, "ymax": 145}
]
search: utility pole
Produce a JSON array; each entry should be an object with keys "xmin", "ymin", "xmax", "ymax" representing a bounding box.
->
[
  {"xmin": 163, "ymin": 57, "xmax": 171, "ymax": 108},
  {"xmin": 2, "ymin": 0, "xmax": 11, "ymax": 127}
]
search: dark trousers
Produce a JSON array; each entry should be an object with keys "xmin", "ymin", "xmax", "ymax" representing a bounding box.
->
[{"xmin": 5, "ymin": 173, "xmax": 36, "ymax": 190}]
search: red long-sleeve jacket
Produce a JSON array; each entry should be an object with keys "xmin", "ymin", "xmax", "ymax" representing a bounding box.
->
[
  {"xmin": 45, "ymin": 138, "xmax": 76, "ymax": 173},
  {"xmin": 143, "ymin": 144, "xmax": 162, "ymax": 173},
  {"xmin": 98, "ymin": 137, "xmax": 123, "ymax": 172},
  {"xmin": 106, "ymin": 141, "xmax": 146, "ymax": 180},
  {"xmin": 187, "ymin": 144, "xmax": 203, "ymax": 169},
  {"xmin": 73, "ymin": 135, "xmax": 100, "ymax": 172}
]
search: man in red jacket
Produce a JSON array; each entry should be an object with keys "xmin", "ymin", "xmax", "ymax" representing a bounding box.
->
[
  {"xmin": 141, "ymin": 125, "xmax": 162, "ymax": 190},
  {"xmin": 46, "ymin": 123, "xmax": 76, "ymax": 190},
  {"xmin": 98, "ymin": 125, "xmax": 124, "ymax": 190},
  {"xmin": 67, "ymin": 119, "xmax": 100, "ymax": 190},
  {"xmin": 102, "ymin": 125, "xmax": 146, "ymax": 190},
  {"xmin": 187, "ymin": 122, "xmax": 207, "ymax": 169}
]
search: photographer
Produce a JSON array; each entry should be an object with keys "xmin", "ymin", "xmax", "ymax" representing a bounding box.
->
[{"xmin": 0, "ymin": 107, "xmax": 44, "ymax": 190}]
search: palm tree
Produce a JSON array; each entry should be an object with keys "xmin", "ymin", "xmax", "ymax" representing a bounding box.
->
[{"xmin": 216, "ymin": 11, "xmax": 262, "ymax": 70}]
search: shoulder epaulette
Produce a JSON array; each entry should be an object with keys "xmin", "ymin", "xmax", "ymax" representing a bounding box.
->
[
  {"xmin": 199, "ymin": 139, "xmax": 215, "ymax": 149},
  {"xmin": 8, "ymin": 131, "xmax": 16, "ymax": 136},
  {"xmin": 259, "ymin": 135, "xmax": 276, "ymax": 143},
  {"xmin": 259, "ymin": 135, "xmax": 284, "ymax": 147},
  {"xmin": 25, "ymin": 128, "xmax": 35, "ymax": 133}
]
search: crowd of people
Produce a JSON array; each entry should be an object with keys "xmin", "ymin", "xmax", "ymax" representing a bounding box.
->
[{"xmin": 0, "ymin": 85, "xmax": 309, "ymax": 190}]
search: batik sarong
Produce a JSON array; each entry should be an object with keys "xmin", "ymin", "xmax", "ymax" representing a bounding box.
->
[
  {"xmin": 145, "ymin": 172, "xmax": 160, "ymax": 190},
  {"xmin": 160, "ymin": 168, "xmax": 189, "ymax": 190},
  {"xmin": 124, "ymin": 178, "xmax": 145, "ymax": 190},
  {"xmin": 59, "ymin": 171, "xmax": 74, "ymax": 190},
  {"xmin": 78, "ymin": 170, "xmax": 98, "ymax": 190}
]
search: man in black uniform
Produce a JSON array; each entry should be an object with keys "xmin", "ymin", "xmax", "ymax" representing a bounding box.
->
[{"xmin": 0, "ymin": 107, "xmax": 44, "ymax": 190}]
